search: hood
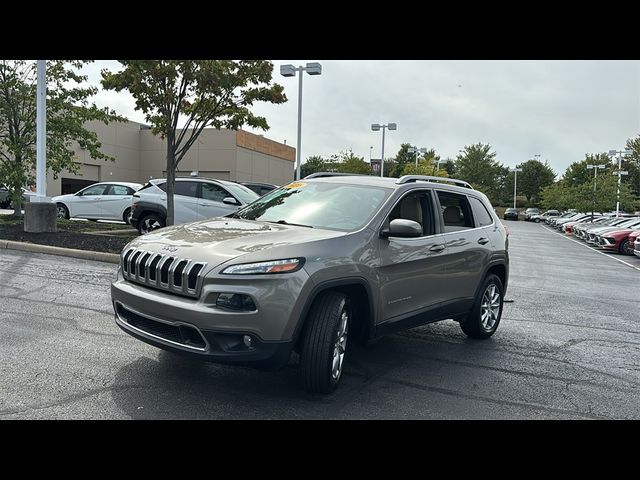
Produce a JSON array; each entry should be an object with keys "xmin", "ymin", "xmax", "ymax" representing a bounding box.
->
[
  {"xmin": 52, "ymin": 193, "xmax": 75, "ymax": 202},
  {"xmin": 592, "ymin": 225, "xmax": 635, "ymax": 235},
  {"xmin": 602, "ymin": 229, "xmax": 633, "ymax": 238},
  {"xmin": 123, "ymin": 217, "xmax": 348, "ymax": 269}
]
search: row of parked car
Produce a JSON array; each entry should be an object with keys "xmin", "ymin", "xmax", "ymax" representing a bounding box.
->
[
  {"xmin": 546, "ymin": 211, "xmax": 640, "ymax": 257},
  {"xmin": 5, "ymin": 178, "xmax": 278, "ymax": 235},
  {"xmin": 502, "ymin": 207, "xmax": 562, "ymax": 222}
]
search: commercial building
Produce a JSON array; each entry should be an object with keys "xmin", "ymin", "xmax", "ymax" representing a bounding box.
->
[{"xmin": 46, "ymin": 119, "xmax": 296, "ymax": 196}]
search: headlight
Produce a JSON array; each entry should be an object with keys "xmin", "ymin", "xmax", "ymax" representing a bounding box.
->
[{"xmin": 221, "ymin": 258, "xmax": 304, "ymax": 275}]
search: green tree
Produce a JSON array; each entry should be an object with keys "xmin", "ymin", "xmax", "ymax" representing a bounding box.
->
[
  {"xmin": 390, "ymin": 143, "xmax": 415, "ymax": 177},
  {"xmin": 454, "ymin": 143, "xmax": 503, "ymax": 203},
  {"xmin": 0, "ymin": 60, "xmax": 122, "ymax": 216},
  {"xmin": 562, "ymin": 153, "xmax": 610, "ymax": 187},
  {"xmin": 517, "ymin": 159, "xmax": 556, "ymax": 204},
  {"xmin": 625, "ymin": 135, "xmax": 640, "ymax": 196},
  {"xmin": 333, "ymin": 150, "xmax": 371, "ymax": 175},
  {"xmin": 101, "ymin": 60, "xmax": 286, "ymax": 225},
  {"xmin": 300, "ymin": 155, "xmax": 326, "ymax": 178}
]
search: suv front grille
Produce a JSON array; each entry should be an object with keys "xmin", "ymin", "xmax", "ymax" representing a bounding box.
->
[{"xmin": 121, "ymin": 247, "xmax": 207, "ymax": 297}]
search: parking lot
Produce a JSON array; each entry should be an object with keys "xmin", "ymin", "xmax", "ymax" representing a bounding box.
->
[{"xmin": 1, "ymin": 219, "xmax": 639, "ymax": 419}]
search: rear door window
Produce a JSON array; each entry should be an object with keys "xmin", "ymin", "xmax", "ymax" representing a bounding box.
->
[
  {"xmin": 174, "ymin": 181, "xmax": 199, "ymax": 198},
  {"xmin": 436, "ymin": 191, "xmax": 474, "ymax": 232}
]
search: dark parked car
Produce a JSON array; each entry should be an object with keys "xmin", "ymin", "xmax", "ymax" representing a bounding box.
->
[
  {"xmin": 503, "ymin": 208, "xmax": 519, "ymax": 220},
  {"xmin": 240, "ymin": 182, "xmax": 278, "ymax": 197}
]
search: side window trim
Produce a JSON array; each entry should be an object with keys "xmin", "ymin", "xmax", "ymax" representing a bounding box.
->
[{"xmin": 467, "ymin": 195, "xmax": 495, "ymax": 228}]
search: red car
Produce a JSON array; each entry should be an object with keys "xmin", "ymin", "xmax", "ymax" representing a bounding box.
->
[
  {"xmin": 629, "ymin": 230, "xmax": 640, "ymax": 257},
  {"xmin": 599, "ymin": 227, "xmax": 640, "ymax": 255}
]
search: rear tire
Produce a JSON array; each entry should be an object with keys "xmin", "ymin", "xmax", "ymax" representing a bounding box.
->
[
  {"xmin": 138, "ymin": 213, "xmax": 165, "ymax": 235},
  {"xmin": 299, "ymin": 291, "xmax": 351, "ymax": 394},
  {"xmin": 123, "ymin": 208, "xmax": 132, "ymax": 225},
  {"xmin": 460, "ymin": 274, "xmax": 504, "ymax": 339}
]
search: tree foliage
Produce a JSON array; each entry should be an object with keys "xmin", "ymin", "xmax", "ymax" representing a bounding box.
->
[
  {"xmin": 101, "ymin": 60, "xmax": 286, "ymax": 225},
  {"xmin": 300, "ymin": 155, "xmax": 326, "ymax": 178},
  {"xmin": 454, "ymin": 143, "xmax": 503, "ymax": 204},
  {"xmin": 516, "ymin": 159, "xmax": 556, "ymax": 203},
  {"xmin": 0, "ymin": 60, "xmax": 122, "ymax": 215}
]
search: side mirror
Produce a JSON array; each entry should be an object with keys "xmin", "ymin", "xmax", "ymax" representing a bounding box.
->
[
  {"xmin": 223, "ymin": 196, "xmax": 240, "ymax": 206},
  {"xmin": 381, "ymin": 219, "xmax": 423, "ymax": 238}
]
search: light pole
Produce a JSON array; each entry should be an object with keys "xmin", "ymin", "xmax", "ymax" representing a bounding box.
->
[
  {"xmin": 369, "ymin": 146, "xmax": 373, "ymax": 162},
  {"xmin": 408, "ymin": 146, "xmax": 427, "ymax": 167},
  {"xmin": 371, "ymin": 123, "xmax": 397, "ymax": 177},
  {"xmin": 587, "ymin": 164, "xmax": 606, "ymax": 221},
  {"xmin": 510, "ymin": 167, "xmax": 522, "ymax": 209},
  {"xmin": 280, "ymin": 62, "xmax": 322, "ymax": 180},
  {"xmin": 608, "ymin": 149, "xmax": 632, "ymax": 217}
]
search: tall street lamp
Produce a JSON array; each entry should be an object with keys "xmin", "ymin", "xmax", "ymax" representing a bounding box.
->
[
  {"xmin": 408, "ymin": 146, "xmax": 427, "ymax": 167},
  {"xmin": 510, "ymin": 167, "xmax": 522, "ymax": 209},
  {"xmin": 587, "ymin": 163, "xmax": 606, "ymax": 221},
  {"xmin": 608, "ymin": 149, "xmax": 632, "ymax": 217},
  {"xmin": 280, "ymin": 62, "xmax": 322, "ymax": 180},
  {"xmin": 369, "ymin": 146, "xmax": 373, "ymax": 162},
  {"xmin": 371, "ymin": 123, "xmax": 397, "ymax": 177}
]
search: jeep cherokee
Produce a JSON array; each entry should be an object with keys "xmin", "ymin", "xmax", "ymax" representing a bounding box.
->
[{"xmin": 111, "ymin": 174, "xmax": 509, "ymax": 393}]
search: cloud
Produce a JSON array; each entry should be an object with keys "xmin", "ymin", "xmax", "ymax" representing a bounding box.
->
[{"xmin": 84, "ymin": 60, "xmax": 640, "ymax": 177}]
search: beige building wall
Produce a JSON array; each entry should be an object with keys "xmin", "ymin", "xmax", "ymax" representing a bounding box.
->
[
  {"xmin": 44, "ymin": 120, "xmax": 294, "ymax": 195},
  {"xmin": 46, "ymin": 120, "xmax": 142, "ymax": 196}
]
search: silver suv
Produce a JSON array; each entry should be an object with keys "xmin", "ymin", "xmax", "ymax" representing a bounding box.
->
[
  {"xmin": 111, "ymin": 174, "xmax": 509, "ymax": 393},
  {"xmin": 130, "ymin": 177, "xmax": 259, "ymax": 235}
]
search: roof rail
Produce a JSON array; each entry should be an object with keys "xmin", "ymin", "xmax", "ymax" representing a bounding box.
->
[
  {"xmin": 303, "ymin": 172, "xmax": 369, "ymax": 179},
  {"xmin": 396, "ymin": 175, "xmax": 473, "ymax": 189}
]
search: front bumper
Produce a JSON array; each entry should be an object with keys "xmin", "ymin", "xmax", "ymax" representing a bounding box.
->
[{"xmin": 111, "ymin": 267, "xmax": 314, "ymax": 366}]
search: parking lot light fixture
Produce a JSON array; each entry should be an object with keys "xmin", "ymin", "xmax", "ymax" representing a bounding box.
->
[
  {"xmin": 608, "ymin": 149, "xmax": 632, "ymax": 217},
  {"xmin": 280, "ymin": 62, "xmax": 323, "ymax": 180},
  {"xmin": 510, "ymin": 167, "xmax": 522, "ymax": 209},
  {"xmin": 371, "ymin": 123, "xmax": 397, "ymax": 177},
  {"xmin": 408, "ymin": 146, "xmax": 428, "ymax": 167}
]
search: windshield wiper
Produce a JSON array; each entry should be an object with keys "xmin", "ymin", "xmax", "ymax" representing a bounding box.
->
[{"xmin": 267, "ymin": 220, "xmax": 314, "ymax": 228}]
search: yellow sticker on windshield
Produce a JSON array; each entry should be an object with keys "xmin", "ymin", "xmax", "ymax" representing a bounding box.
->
[{"xmin": 284, "ymin": 182, "xmax": 306, "ymax": 189}]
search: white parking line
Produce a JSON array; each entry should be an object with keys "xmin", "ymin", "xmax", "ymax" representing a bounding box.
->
[{"xmin": 540, "ymin": 225, "xmax": 640, "ymax": 272}]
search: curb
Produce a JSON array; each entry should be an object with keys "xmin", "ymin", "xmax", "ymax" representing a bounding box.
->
[{"xmin": 0, "ymin": 239, "xmax": 120, "ymax": 264}]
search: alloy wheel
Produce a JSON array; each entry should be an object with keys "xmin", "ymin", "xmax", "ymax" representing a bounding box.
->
[
  {"xmin": 480, "ymin": 283, "xmax": 501, "ymax": 331},
  {"xmin": 331, "ymin": 307, "xmax": 349, "ymax": 381}
]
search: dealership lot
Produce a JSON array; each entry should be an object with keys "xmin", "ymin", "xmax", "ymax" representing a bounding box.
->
[{"xmin": 0, "ymin": 220, "xmax": 639, "ymax": 419}]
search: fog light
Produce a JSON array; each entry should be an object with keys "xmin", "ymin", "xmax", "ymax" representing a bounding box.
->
[
  {"xmin": 216, "ymin": 293, "xmax": 257, "ymax": 311},
  {"xmin": 243, "ymin": 335, "xmax": 253, "ymax": 348}
]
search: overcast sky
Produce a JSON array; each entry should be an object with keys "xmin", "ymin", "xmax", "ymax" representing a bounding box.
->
[{"xmin": 84, "ymin": 60, "xmax": 640, "ymax": 177}]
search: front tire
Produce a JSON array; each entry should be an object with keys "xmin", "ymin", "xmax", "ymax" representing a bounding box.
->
[
  {"xmin": 620, "ymin": 238, "xmax": 632, "ymax": 255},
  {"xmin": 460, "ymin": 274, "xmax": 504, "ymax": 339},
  {"xmin": 56, "ymin": 203, "xmax": 69, "ymax": 220},
  {"xmin": 138, "ymin": 213, "xmax": 165, "ymax": 235},
  {"xmin": 299, "ymin": 291, "xmax": 351, "ymax": 394}
]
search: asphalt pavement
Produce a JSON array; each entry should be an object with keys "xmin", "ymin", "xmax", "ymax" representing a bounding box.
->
[{"xmin": 1, "ymin": 220, "xmax": 639, "ymax": 419}]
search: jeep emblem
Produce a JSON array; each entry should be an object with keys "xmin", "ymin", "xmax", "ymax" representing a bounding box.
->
[{"xmin": 161, "ymin": 245, "xmax": 178, "ymax": 253}]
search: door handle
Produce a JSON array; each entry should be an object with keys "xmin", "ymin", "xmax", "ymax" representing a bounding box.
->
[
  {"xmin": 199, "ymin": 202, "xmax": 212, "ymax": 206},
  {"xmin": 429, "ymin": 244, "xmax": 446, "ymax": 252},
  {"xmin": 478, "ymin": 237, "xmax": 490, "ymax": 245},
  {"xmin": 160, "ymin": 196, "xmax": 166, "ymax": 201}
]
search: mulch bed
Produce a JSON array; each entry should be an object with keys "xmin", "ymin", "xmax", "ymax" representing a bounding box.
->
[{"xmin": 0, "ymin": 217, "xmax": 138, "ymax": 254}]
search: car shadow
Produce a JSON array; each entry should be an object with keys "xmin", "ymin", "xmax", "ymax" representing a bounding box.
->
[{"xmin": 108, "ymin": 321, "xmax": 500, "ymax": 419}]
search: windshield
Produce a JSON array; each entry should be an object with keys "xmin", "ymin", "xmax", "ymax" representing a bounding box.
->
[
  {"xmin": 232, "ymin": 181, "xmax": 392, "ymax": 231},
  {"xmin": 222, "ymin": 182, "xmax": 260, "ymax": 205}
]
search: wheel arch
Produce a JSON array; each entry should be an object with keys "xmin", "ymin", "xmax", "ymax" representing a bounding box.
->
[{"xmin": 293, "ymin": 277, "xmax": 375, "ymax": 352}]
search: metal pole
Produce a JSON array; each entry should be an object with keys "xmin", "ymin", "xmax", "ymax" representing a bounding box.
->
[
  {"xmin": 380, "ymin": 125, "xmax": 386, "ymax": 177},
  {"xmin": 615, "ymin": 153, "xmax": 622, "ymax": 217},
  {"xmin": 415, "ymin": 150, "xmax": 419, "ymax": 167},
  {"xmin": 295, "ymin": 66, "xmax": 303, "ymax": 181},
  {"xmin": 592, "ymin": 168, "xmax": 596, "ymax": 222},
  {"xmin": 513, "ymin": 170, "xmax": 517, "ymax": 209},
  {"xmin": 36, "ymin": 60, "xmax": 46, "ymax": 199}
]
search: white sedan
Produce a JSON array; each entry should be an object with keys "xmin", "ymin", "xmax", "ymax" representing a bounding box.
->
[{"xmin": 53, "ymin": 182, "xmax": 142, "ymax": 224}]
